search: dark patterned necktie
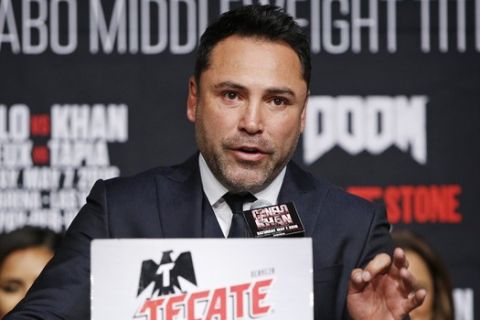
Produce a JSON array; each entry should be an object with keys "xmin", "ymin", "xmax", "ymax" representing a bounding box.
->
[{"xmin": 223, "ymin": 192, "xmax": 256, "ymax": 238}]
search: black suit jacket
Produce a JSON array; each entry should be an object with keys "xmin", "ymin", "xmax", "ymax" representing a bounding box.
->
[{"xmin": 7, "ymin": 155, "xmax": 393, "ymax": 319}]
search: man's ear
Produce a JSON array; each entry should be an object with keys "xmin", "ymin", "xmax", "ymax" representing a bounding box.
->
[{"xmin": 187, "ymin": 76, "xmax": 198, "ymax": 123}]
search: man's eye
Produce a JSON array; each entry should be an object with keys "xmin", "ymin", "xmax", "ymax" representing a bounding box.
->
[
  {"xmin": 224, "ymin": 92, "xmax": 238, "ymax": 100},
  {"xmin": 271, "ymin": 97, "xmax": 289, "ymax": 106}
]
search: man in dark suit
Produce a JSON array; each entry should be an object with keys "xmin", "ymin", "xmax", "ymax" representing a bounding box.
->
[{"xmin": 6, "ymin": 5, "xmax": 425, "ymax": 320}]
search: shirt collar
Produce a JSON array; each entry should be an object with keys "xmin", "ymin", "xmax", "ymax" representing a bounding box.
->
[{"xmin": 199, "ymin": 153, "xmax": 286, "ymax": 206}]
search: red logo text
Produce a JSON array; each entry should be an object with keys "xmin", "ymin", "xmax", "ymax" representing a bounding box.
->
[
  {"xmin": 347, "ymin": 185, "xmax": 462, "ymax": 224},
  {"xmin": 135, "ymin": 278, "xmax": 273, "ymax": 320}
]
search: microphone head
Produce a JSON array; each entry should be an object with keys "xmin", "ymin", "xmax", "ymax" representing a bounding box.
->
[{"xmin": 250, "ymin": 199, "xmax": 272, "ymax": 210}]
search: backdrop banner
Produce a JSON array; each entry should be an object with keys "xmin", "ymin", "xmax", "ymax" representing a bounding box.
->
[{"xmin": 0, "ymin": 1, "xmax": 478, "ymax": 318}]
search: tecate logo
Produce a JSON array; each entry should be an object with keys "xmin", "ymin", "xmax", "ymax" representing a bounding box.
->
[
  {"xmin": 135, "ymin": 279, "xmax": 273, "ymax": 320},
  {"xmin": 303, "ymin": 96, "xmax": 427, "ymax": 165},
  {"xmin": 134, "ymin": 250, "xmax": 273, "ymax": 320}
]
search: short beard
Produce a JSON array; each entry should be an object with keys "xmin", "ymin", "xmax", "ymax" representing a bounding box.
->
[
  {"xmin": 197, "ymin": 128, "xmax": 299, "ymax": 194},
  {"xmin": 208, "ymin": 154, "xmax": 277, "ymax": 194}
]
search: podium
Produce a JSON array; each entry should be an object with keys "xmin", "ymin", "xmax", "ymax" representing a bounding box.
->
[{"xmin": 91, "ymin": 238, "xmax": 313, "ymax": 319}]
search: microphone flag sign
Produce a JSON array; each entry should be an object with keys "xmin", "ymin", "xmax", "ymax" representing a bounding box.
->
[
  {"xmin": 243, "ymin": 202, "xmax": 305, "ymax": 238},
  {"xmin": 91, "ymin": 238, "xmax": 313, "ymax": 320}
]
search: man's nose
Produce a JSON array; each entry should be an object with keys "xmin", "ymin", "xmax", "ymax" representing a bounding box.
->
[{"xmin": 238, "ymin": 101, "xmax": 264, "ymax": 134}]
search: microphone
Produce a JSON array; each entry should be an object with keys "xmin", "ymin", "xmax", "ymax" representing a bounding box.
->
[{"xmin": 242, "ymin": 200, "xmax": 305, "ymax": 238}]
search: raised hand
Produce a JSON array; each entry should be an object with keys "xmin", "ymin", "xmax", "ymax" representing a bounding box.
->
[{"xmin": 347, "ymin": 248, "xmax": 427, "ymax": 320}]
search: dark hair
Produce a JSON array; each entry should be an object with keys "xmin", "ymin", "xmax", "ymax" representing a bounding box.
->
[
  {"xmin": 392, "ymin": 230, "xmax": 454, "ymax": 320},
  {"xmin": 0, "ymin": 226, "xmax": 62, "ymax": 264},
  {"xmin": 195, "ymin": 5, "xmax": 311, "ymax": 87}
]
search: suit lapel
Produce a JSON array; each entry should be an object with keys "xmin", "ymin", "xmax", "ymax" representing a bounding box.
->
[
  {"xmin": 155, "ymin": 155, "xmax": 203, "ymax": 238},
  {"xmin": 154, "ymin": 156, "xmax": 329, "ymax": 238},
  {"xmin": 278, "ymin": 162, "xmax": 329, "ymax": 237}
]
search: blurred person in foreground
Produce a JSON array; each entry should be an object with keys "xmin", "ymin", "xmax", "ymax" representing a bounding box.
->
[
  {"xmin": 7, "ymin": 5, "xmax": 425, "ymax": 319},
  {"xmin": 393, "ymin": 230, "xmax": 454, "ymax": 320},
  {"xmin": 0, "ymin": 227, "xmax": 62, "ymax": 318}
]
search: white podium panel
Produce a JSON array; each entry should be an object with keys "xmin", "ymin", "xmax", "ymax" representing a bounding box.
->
[{"xmin": 91, "ymin": 238, "xmax": 313, "ymax": 320}]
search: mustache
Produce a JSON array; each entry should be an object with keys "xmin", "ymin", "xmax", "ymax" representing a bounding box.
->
[{"xmin": 223, "ymin": 135, "xmax": 275, "ymax": 154}]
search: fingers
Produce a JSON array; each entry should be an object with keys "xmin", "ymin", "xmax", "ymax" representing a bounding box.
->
[
  {"xmin": 404, "ymin": 288, "xmax": 427, "ymax": 312},
  {"xmin": 399, "ymin": 264, "xmax": 416, "ymax": 293},
  {"xmin": 349, "ymin": 268, "xmax": 366, "ymax": 292},
  {"xmin": 363, "ymin": 252, "xmax": 392, "ymax": 280},
  {"xmin": 396, "ymin": 247, "xmax": 427, "ymax": 313},
  {"xmin": 396, "ymin": 247, "xmax": 422, "ymax": 293},
  {"xmin": 347, "ymin": 248, "xmax": 428, "ymax": 316},
  {"xmin": 393, "ymin": 247, "xmax": 408, "ymax": 270},
  {"xmin": 349, "ymin": 253, "xmax": 391, "ymax": 292}
]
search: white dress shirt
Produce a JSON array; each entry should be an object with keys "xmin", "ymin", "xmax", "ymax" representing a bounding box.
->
[{"xmin": 198, "ymin": 154, "xmax": 286, "ymax": 237}]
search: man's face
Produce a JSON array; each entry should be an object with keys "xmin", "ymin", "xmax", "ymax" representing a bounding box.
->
[{"xmin": 187, "ymin": 35, "xmax": 308, "ymax": 193}]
